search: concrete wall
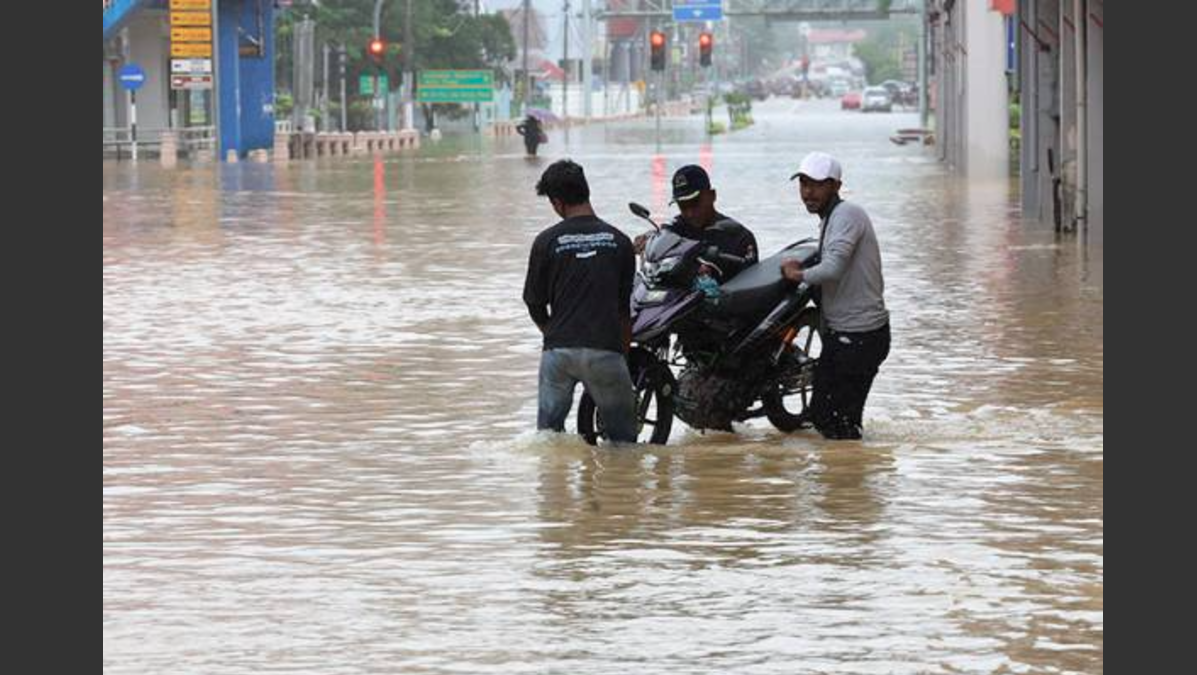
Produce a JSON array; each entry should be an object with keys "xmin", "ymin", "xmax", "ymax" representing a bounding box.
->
[
  {"xmin": 1086, "ymin": 0, "xmax": 1103, "ymax": 235},
  {"xmin": 934, "ymin": 0, "xmax": 1009, "ymax": 178},
  {"xmin": 549, "ymin": 84, "xmax": 642, "ymax": 119},
  {"xmin": 1015, "ymin": 0, "xmax": 1101, "ymax": 230},
  {"xmin": 103, "ymin": 61, "xmax": 119, "ymax": 129},
  {"xmin": 964, "ymin": 0, "xmax": 1010, "ymax": 178},
  {"xmin": 106, "ymin": 11, "xmax": 172, "ymax": 140}
]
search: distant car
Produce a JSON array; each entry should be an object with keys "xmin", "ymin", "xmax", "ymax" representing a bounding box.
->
[
  {"xmin": 840, "ymin": 91, "xmax": 862, "ymax": 110},
  {"xmin": 880, "ymin": 80, "xmax": 905, "ymax": 98},
  {"xmin": 880, "ymin": 79, "xmax": 915, "ymax": 107},
  {"xmin": 745, "ymin": 79, "xmax": 769, "ymax": 101},
  {"xmin": 861, "ymin": 86, "xmax": 893, "ymax": 112},
  {"xmin": 829, "ymin": 79, "xmax": 850, "ymax": 97}
]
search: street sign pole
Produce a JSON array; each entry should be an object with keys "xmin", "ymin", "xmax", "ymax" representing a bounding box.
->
[
  {"xmin": 375, "ymin": 74, "xmax": 383, "ymax": 131},
  {"xmin": 655, "ymin": 67, "xmax": 662, "ymax": 151},
  {"xmin": 119, "ymin": 64, "xmax": 146, "ymax": 161},
  {"xmin": 130, "ymin": 89, "xmax": 139, "ymax": 161}
]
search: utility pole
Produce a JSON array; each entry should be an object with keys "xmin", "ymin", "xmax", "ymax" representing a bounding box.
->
[
  {"xmin": 339, "ymin": 45, "xmax": 348, "ymax": 132},
  {"xmin": 522, "ymin": 0, "xmax": 531, "ymax": 112},
  {"xmin": 563, "ymin": 0, "xmax": 570, "ymax": 123},
  {"xmin": 321, "ymin": 42, "xmax": 330, "ymax": 132},
  {"xmin": 582, "ymin": 0, "xmax": 593, "ymax": 119}
]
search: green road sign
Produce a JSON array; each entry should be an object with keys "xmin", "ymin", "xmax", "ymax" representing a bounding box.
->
[
  {"xmin": 359, "ymin": 74, "xmax": 389, "ymax": 96},
  {"xmin": 417, "ymin": 70, "xmax": 494, "ymax": 103}
]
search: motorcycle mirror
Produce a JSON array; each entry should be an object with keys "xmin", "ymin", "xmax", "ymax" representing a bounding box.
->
[{"xmin": 628, "ymin": 202, "xmax": 660, "ymax": 231}]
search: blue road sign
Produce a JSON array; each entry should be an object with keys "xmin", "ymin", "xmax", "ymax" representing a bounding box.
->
[
  {"xmin": 673, "ymin": 0, "xmax": 723, "ymax": 22},
  {"xmin": 118, "ymin": 64, "xmax": 147, "ymax": 91}
]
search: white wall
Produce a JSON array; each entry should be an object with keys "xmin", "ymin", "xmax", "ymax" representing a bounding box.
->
[
  {"xmin": 549, "ymin": 84, "xmax": 642, "ymax": 119},
  {"xmin": 964, "ymin": 0, "xmax": 1010, "ymax": 178}
]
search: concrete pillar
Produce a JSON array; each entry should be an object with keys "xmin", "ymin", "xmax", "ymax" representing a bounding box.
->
[
  {"xmin": 964, "ymin": 0, "xmax": 1010, "ymax": 178},
  {"xmin": 274, "ymin": 131, "xmax": 291, "ymax": 162},
  {"xmin": 159, "ymin": 130, "xmax": 178, "ymax": 169},
  {"xmin": 1086, "ymin": 0, "xmax": 1103, "ymax": 232}
]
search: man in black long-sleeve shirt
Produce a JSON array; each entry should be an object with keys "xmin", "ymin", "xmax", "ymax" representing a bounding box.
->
[
  {"xmin": 634, "ymin": 165, "xmax": 758, "ymax": 282},
  {"xmin": 523, "ymin": 160, "xmax": 638, "ymax": 443}
]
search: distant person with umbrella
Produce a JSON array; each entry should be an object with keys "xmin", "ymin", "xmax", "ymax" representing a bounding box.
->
[{"xmin": 516, "ymin": 113, "xmax": 548, "ymax": 157}]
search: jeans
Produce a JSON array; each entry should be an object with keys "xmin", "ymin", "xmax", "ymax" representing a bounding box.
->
[
  {"xmin": 538, "ymin": 348, "xmax": 638, "ymax": 443},
  {"xmin": 809, "ymin": 323, "xmax": 891, "ymax": 440}
]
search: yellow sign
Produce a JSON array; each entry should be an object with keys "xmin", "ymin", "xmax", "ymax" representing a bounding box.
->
[
  {"xmin": 171, "ymin": 42, "xmax": 213, "ymax": 58},
  {"xmin": 170, "ymin": 11, "xmax": 211, "ymax": 27},
  {"xmin": 170, "ymin": 0, "xmax": 211, "ymax": 10},
  {"xmin": 171, "ymin": 27, "xmax": 212, "ymax": 43}
]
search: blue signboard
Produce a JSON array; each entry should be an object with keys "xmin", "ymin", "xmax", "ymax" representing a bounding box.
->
[
  {"xmin": 118, "ymin": 63, "xmax": 146, "ymax": 91},
  {"xmin": 1006, "ymin": 16, "xmax": 1015, "ymax": 72},
  {"xmin": 673, "ymin": 0, "xmax": 723, "ymax": 22}
]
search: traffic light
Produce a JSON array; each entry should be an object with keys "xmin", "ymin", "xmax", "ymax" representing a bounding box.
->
[
  {"xmin": 650, "ymin": 30, "xmax": 667, "ymax": 71},
  {"xmin": 699, "ymin": 32, "xmax": 713, "ymax": 68},
  {"xmin": 368, "ymin": 37, "xmax": 385, "ymax": 65}
]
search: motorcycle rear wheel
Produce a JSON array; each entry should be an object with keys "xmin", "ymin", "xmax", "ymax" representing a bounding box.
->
[{"xmin": 578, "ymin": 355, "xmax": 675, "ymax": 445}]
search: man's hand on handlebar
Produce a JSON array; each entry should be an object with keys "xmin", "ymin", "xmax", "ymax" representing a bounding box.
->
[
  {"xmin": 633, "ymin": 232, "xmax": 652, "ymax": 254},
  {"xmin": 780, "ymin": 258, "xmax": 804, "ymax": 283}
]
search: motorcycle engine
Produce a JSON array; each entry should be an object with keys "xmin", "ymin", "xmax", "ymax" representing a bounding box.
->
[{"xmin": 674, "ymin": 364, "xmax": 759, "ymax": 431}]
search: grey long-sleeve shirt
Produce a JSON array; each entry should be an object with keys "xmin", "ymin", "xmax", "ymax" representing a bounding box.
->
[{"xmin": 802, "ymin": 201, "xmax": 889, "ymax": 333}]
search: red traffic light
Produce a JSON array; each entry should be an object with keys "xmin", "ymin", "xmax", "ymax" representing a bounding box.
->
[
  {"xmin": 650, "ymin": 31, "xmax": 667, "ymax": 71},
  {"xmin": 368, "ymin": 38, "xmax": 385, "ymax": 56},
  {"xmin": 699, "ymin": 33, "xmax": 712, "ymax": 49},
  {"xmin": 698, "ymin": 32, "xmax": 713, "ymax": 67}
]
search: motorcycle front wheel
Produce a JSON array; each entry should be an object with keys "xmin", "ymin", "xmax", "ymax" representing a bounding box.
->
[{"xmin": 762, "ymin": 308, "xmax": 823, "ymax": 432}]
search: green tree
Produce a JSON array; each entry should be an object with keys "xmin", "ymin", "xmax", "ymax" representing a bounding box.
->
[
  {"xmin": 277, "ymin": 1, "xmax": 515, "ymax": 126},
  {"xmin": 853, "ymin": 20, "xmax": 917, "ymax": 85}
]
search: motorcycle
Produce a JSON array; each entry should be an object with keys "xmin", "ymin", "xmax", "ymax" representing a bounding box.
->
[{"xmin": 578, "ymin": 202, "xmax": 824, "ymax": 444}]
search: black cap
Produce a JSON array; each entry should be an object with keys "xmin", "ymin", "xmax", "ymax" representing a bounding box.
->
[{"xmin": 671, "ymin": 165, "xmax": 711, "ymax": 204}]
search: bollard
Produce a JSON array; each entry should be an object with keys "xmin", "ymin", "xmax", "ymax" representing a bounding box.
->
[
  {"xmin": 274, "ymin": 132, "xmax": 291, "ymax": 162},
  {"xmin": 159, "ymin": 131, "xmax": 178, "ymax": 169}
]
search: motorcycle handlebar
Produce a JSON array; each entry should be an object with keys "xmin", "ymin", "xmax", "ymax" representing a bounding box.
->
[{"xmin": 704, "ymin": 246, "xmax": 746, "ymax": 268}]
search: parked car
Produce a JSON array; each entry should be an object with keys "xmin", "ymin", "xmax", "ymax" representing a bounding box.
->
[
  {"xmin": 861, "ymin": 86, "xmax": 893, "ymax": 112},
  {"xmin": 880, "ymin": 80, "xmax": 905, "ymax": 99},
  {"xmin": 745, "ymin": 79, "xmax": 769, "ymax": 101},
  {"xmin": 840, "ymin": 91, "xmax": 862, "ymax": 110},
  {"xmin": 880, "ymin": 79, "xmax": 916, "ymax": 107}
]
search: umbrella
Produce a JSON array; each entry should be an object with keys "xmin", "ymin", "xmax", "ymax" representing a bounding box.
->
[{"xmin": 525, "ymin": 107, "xmax": 561, "ymax": 124}]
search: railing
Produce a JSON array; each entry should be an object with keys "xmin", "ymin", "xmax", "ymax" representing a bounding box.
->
[
  {"xmin": 104, "ymin": 126, "xmax": 217, "ymax": 160},
  {"xmin": 179, "ymin": 126, "xmax": 217, "ymax": 154}
]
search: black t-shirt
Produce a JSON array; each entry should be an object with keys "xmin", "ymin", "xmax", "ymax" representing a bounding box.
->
[
  {"xmin": 523, "ymin": 215, "xmax": 636, "ymax": 353},
  {"xmin": 666, "ymin": 213, "xmax": 759, "ymax": 280}
]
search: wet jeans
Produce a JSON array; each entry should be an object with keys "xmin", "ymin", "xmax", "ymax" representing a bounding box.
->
[
  {"xmin": 810, "ymin": 323, "xmax": 891, "ymax": 440},
  {"xmin": 538, "ymin": 348, "xmax": 638, "ymax": 443}
]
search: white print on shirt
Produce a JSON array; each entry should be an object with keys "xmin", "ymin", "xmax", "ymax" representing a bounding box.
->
[{"xmin": 555, "ymin": 231, "xmax": 618, "ymax": 257}]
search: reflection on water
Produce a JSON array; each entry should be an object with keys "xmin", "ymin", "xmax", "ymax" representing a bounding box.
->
[{"xmin": 104, "ymin": 99, "xmax": 1102, "ymax": 674}]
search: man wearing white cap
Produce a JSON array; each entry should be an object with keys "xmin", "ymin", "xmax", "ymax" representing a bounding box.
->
[{"xmin": 780, "ymin": 152, "xmax": 890, "ymax": 440}]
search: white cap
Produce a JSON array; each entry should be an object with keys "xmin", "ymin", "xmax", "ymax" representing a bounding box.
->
[{"xmin": 790, "ymin": 151, "xmax": 843, "ymax": 182}]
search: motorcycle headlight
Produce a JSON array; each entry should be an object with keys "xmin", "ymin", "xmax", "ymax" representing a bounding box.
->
[{"xmin": 655, "ymin": 255, "xmax": 684, "ymax": 274}]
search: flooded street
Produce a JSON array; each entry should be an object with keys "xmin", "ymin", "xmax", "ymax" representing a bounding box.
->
[{"xmin": 104, "ymin": 99, "xmax": 1103, "ymax": 674}]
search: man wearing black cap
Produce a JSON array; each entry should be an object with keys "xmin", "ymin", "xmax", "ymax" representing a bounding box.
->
[{"xmin": 635, "ymin": 165, "xmax": 758, "ymax": 283}]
